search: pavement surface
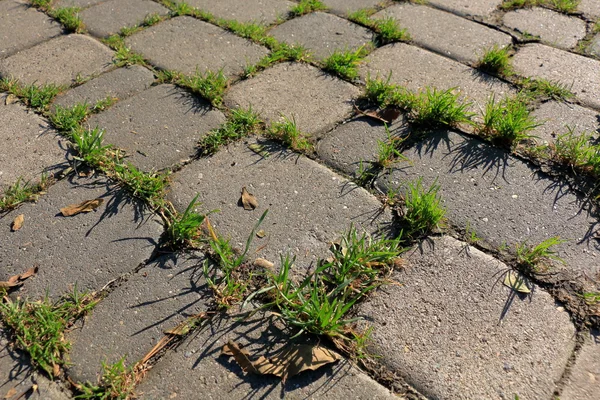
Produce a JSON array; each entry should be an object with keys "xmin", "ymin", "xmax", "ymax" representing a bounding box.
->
[{"xmin": 1, "ymin": 1, "xmax": 600, "ymax": 399}]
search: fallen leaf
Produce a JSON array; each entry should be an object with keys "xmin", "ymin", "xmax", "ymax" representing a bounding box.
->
[
  {"xmin": 253, "ymin": 258, "xmax": 274, "ymax": 270},
  {"xmin": 5, "ymin": 94, "xmax": 18, "ymax": 105},
  {"xmin": 11, "ymin": 214, "xmax": 24, "ymax": 231},
  {"xmin": 240, "ymin": 187, "xmax": 258, "ymax": 211},
  {"xmin": 19, "ymin": 266, "xmax": 38, "ymax": 280},
  {"xmin": 31, "ymin": 384, "xmax": 38, "ymax": 393},
  {"xmin": 222, "ymin": 341, "xmax": 339, "ymax": 383},
  {"xmin": 248, "ymin": 143, "xmax": 270, "ymax": 158},
  {"xmin": 503, "ymin": 270, "xmax": 531, "ymax": 294},
  {"xmin": 256, "ymin": 229, "xmax": 266, "ymax": 238},
  {"xmin": 60, "ymin": 198, "xmax": 104, "ymax": 217},
  {"xmin": 0, "ymin": 265, "xmax": 38, "ymax": 288},
  {"xmin": 353, "ymin": 103, "xmax": 402, "ymax": 124},
  {"xmin": 4, "ymin": 386, "xmax": 17, "ymax": 398},
  {"xmin": 53, "ymin": 363, "xmax": 60, "ymax": 377}
]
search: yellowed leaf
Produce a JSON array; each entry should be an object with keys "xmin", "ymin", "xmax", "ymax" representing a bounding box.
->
[
  {"xmin": 31, "ymin": 384, "xmax": 38, "ymax": 393},
  {"xmin": 5, "ymin": 94, "xmax": 18, "ymax": 105},
  {"xmin": 503, "ymin": 270, "xmax": 531, "ymax": 294},
  {"xmin": 3, "ymin": 386, "xmax": 17, "ymax": 398},
  {"xmin": 60, "ymin": 198, "xmax": 104, "ymax": 217},
  {"xmin": 222, "ymin": 341, "xmax": 259, "ymax": 375},
  {"xmin": 256, "ymin": 229, "xmax": 266, "ymax": 238},
  {"xmin": 53, "ymin": 363, "xmax": 60, "ymax": 377},
  {"xmin": 11, "ymin": 214, "xmax": 24, "ymax": 231},
  {"xmin": 240, "ymin": 187, "xmax": 258, "ymax": 211}
]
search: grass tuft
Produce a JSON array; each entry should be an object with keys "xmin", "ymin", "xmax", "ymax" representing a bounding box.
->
[
  {"xmin": 164, "ymin": 194, "xmax": 208, "ymax": 248},
  {"xmin": 552, "ymin": 127, "xmax": 600, "ymax": 176},
  {"xmin": 50, "ymin": 103, "xmax": 90, "ymax": 133},
  {"xmin": 198, "ymin": 107, "xmax": 263, "ymax": 155},
  {"xmin": 402, "ymin": 178, "xmax": 446, "ymax": 238},
  {"xmin": 0, "ymin": 175, "xmax": 50, "ymax": 211},
  {"xmin": 404, "ymin": 87, "xmax": 474, "ymax": 129},
  {"xmin": 74, "ymin": 357, "xmax": 136, "ymax": 400},
  {"xmin": 1, "ymin": 78, "xmax": 64, "ymax": 111},
  {"xmin": 268, "ymin": 115, "xmax": 312, "ymax": 152},
  {"xmin": 516, "ymin": 236, "xmax": 566, "ymax": 273},
  {"xmin": 113, "ymin": 46, "xmax": 146, "ymax": 67},
  {"xmin": 520, "ymin": 78, "xmax": 575, "ymax": 102},
  {"xmin": 476, "ymin": 45, "xmax": 512, "ymax": 76},
  {"xmin": 50, "ymin": 7, "xmax": 84, "ymax": 33},
  {"xmin": 479, "ymin": 95, "xmax": 540, "ymax": 148},
  {"xmin": 179, "ymin": 69, "xmax": 228, "ymax": 107},
  {"xmin": 244, "ymin": 43, "xmax": 311, "ymax": 78},
  {"xmin": 290, "ymin": 0, "xmax": 328, "ymax": 16},
  {"xmin": 348, "ymin": 10, "xmax": 410, "ymax": 45},
  {"xmin": 322, "ymin": 47, "xmax": 367, "ymax": 81}
]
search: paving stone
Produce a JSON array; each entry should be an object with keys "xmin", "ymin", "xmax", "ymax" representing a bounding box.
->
[
  {"xmin": 80, "ymin": 0, "xmax": 169, "ymax": 38},
  {"xmin": 503, "ymin": 8, "xmax": 586, "ymax": 50},
  {"xmin": 167, "ymin": 138, "xmax": 393, "ymax": 272},
  {"xmin": 0, "ymin": 175, "xmax": 162, "ymax": 300},
  {"xmin": 51, "ymin": 65, "xmax": 155, "ymax": 110},
  {"xmin": 579, "ymin": 0, "xmax": 600, "ymax": 18},
  {"xmin": 512, "ymin": 44, "xmax": 600, "ymax": 110},
  {"xmin": 184, "ymin": 0, "xmax": 295, "ymax": 24},
  {"xmin": 88, "ymin": 84, "xmax": 226, "ymax": 171},
  {"xmin": 376, "ymin": 130, "xmax": 600, "ymax": 277},
  {"xmin": 356, "ymin": 235, "xmax": 575, "ymax": 399},
  {"xmin": 54, "ymin": 0, "xmax": 104, "ymax": 8},
  {"xmin": 224, "ymin": 62, "xmax": 360, "ymax": 135},
  {"xmin": 560, "ymin": 330, "xmax": 600, "ymax": 400},
  {"xmin": 268, "ymin": 12, "xmax": 374, "ymax": 60},
  {"xmin": 531, "ymin": 101, "xmax": 599, "ymax": 145},
  {"xmin": 427, "ymin": 0, "xmax": 503, "ymax": 17},
  {"xmin": 68, "ymin": 252, "xmax": 211, "ymax": 383},
  {"xmin": 360, "ymin": 43, "xmax": 515, "ymax": 111},
  {"xmin": 0, "ymin": 34, "xmax": 114, "ymax": 86},
  {"xmin": 125, "ymin": 16, "xmax": 268, "ymax": 77},
  {"xmin": 0, "ymin": 93, "xmax": 68, "ymax": 193},
  {"xmin": 321, "ymin": 0, "xmax": 382, "ymax": 15},
  {"xmin": 316, "ymin": 115, "xmax": 409, "ymax": 178},
  {"xmin": 374, "ymin": 3, "xmax": 512, "ymax": 65},
  {"xmin": 589, "ymin": 34, "xmax": 600, "ymax": 58},
  {"xmin": 0, "ymin": 0, "xmax": 62, "ymax": 59},
  {"xmin": 136, "ymin": 308, "xmax": 397, "ymax": 399}
]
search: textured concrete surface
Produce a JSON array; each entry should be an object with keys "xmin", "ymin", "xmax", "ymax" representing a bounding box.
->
[
  {"xmin": 560, "ymin": 330, "xmax": 600, "ymax": 400},
  {"xmin": 0, "ymin": 175, "xmax": 162, "ymax": 299},
  {"xmin": 0, "ymin": 0, "xmax": 62, "ymax": 59},
  {"xmin": 88, "ymin": 84, "xmax": 226, "ymax": 171},
  {"xmin": 0, "ymin": 34, "xmax": 114, "ymax": 86},
  {"xmin": 360, "ymin": 43, "xmax": 515, "ymax": 111},
  {"xmin": 321, "ymin": 0, "xmax": 381, "ymax": 15},
  {"xmin": 185, "ymin": 0, "xmax": 295, "ymax": 24},
  {"xmin": 589, "ymin": 34, "xmax": 600, "ymax": 57},
  {"xmin": 51, "ymin": 65, "xmax": 155, "ymax": 110},
  {"xmin": 357, "ymin": 235, "xmax": 575, "ymax": 399},
  {"xmin": 168, "ymin": 138, "xmax": 393, "ymax": 272},
  {"xmin": 225, "ymin": 62, "xmax": 360, "ymax": 135},
  {"xmin": 125, "ymin": 16, "xmax": 268, "ymax": 77},
  {"xmin": 503, "ymin": 8, "xmax": 587, "ymax": 50},
  {"xmin": 579, "ymin": 0, "xmax": 600, "ymax": 18},
  {"xmin": 136, "ymin": 308, "xmax": 397, "ymax": 400},
  {"xmin": 428, "ymin": 0, "xmax": 503, "ymax": 17},
  {"xmin": 512, "ymin": 44, "xmax": 600, "ymax": 110},
  {"xmin": 375, "ymin": 3, "xmax": 512, "ymax": 65},
  {"xmin": 269, "ymin": 12, "xmax": 374, "ymax": 60},
  {"xmin": 530, "ymin": 101, "xmax": 599, "ymax": 145},
  {"xmin": 0, "ymin": 93, "xmax": 68, "ymax": 192},
  {"xmin": 67, "ymin": 252, "xmax": 211, "ymax": 383},
  {"xmin": 54, "ymin": 0, "xmax": 104, "ymax": 8},
  {"xmin": 81, "ymin": 0, "xmax": 169, "ymax": 38},
  {"xmin": 377, "ymin": 130, "xmax": 600, "ymax": 277}
]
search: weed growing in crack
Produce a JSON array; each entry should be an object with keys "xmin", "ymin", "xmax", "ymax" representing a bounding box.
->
[
  {"xmin": 1, "ymin": 79, "xmax": 64, "ymax": 111},
  {"xmin": 476, "ymin": 45, "xmax": 513, "ymax": 77},
  {"xmin": 74, "ymin": 357, "xmax": 136, "ymax": 400},
  {"xmin": 92, "ymin": 96, "xmax": 118, "ymax": 113},
  {"xmin": 479, "ymin": 95, "xmax": 541, "ymax": 148},
  {"xmin": 113, "ymin": 46, "xmax": 146, "ymax": 67},
  {"xmin": 547, "ymin": 0, "xmax": 579, "ymax": 13},
  {"xmin": 322, "ymin": 47, "xmax": 367, "ymax": 81},
  {"xmin": 244, "ymin": 43, "xmax": 311, "ymax": 78},
  {"xmin": 405, "ymin": 87, "xmax": 474, "ymax": 129},
  {"xmin": 164, "ymin": 193, "xmax": 209, "ymax": 248},
  {"xmin": 552, "ymin": 127, "xmax": 600, "ymax": 176},
  {"xmin": 269, "ymin": 115, "xmax": 312, "ymax": 152},
  {"xmin": 402, "ymin": 178, "xmax": 446, "ymax": 238},
  {"xmin": 0, "ymin": 175, "xmax": 50, "ymax": 211},
  {"xmin": 198, "ymin": 107, "xmax": 263, "ymax": 155},
  {"xmin": 71, "ymin": 127, "xmax": 111, "ymax": 165},
  {"xmin": 50, "ymin": 7, "xmax": 84, "ymax": 33},
  {"xmin": 365, "ymin": 73, "xmax": 398, "ymax": 106},
  {"xmin": 348, "ymin": 10, "xmax": 410, "ymax": 45},
  {"xmin": 29, "ymin": 0, "xmax": 52, "ymax": 9},
  {"xmin": 377, "ymin": 127, "xmax": 407, "ymax": 169},
  {"xmin": 179, "ymin": 69, "xmax": 228, "ymax": 107},
  {"xmin": 110, "ymin": 163, "xmax": 168, "ymax": 209},
  {"xmin": 516, "ymin": 236, "xmax": 566, "ymax": 273},
  {"xmin": 579, "ymin": 291, "xmax": 600, "ymax": 305},
  {"xmin": 519, "ymin": 78, "xmax": 575, "ymax": 102},
  {"xmin": 290, "ymin": 0, "xmax": 328, "ymax": 16},
  {"xmin": 50, "ymin": 103, "xmax": 90, "ymax": 133}
]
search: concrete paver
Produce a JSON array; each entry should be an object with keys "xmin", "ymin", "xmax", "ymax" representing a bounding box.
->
[
  {"xmin": 0, "ymin": 34, "xmax": 114, "ymax": 86},
  {"xmin": 427, "ymin": 0, "xmax": 503, "ymax": 17},
  {"xmin": 0, "ymin": 175, "xmax": 163, "ymax": 299},
  {"xmin": 225, "ymin": 62, "xmax": 359, "ymax": 135},
  {"xmin": 321, "ymin": 0, "xmax": 382, "ymax": 15},
  {"xmin": 589, "ymin": 34, "xmax": 600, "ymax": 58},
  {"xmin": 512, "ymin": 43, "xmax": 600, "ymax": 110},
  {"xmin": 54, "ymin": 0, "xmax": 104, "ymax": 8},
  {"xmin": 375, "ymin": 3, "xmax": 512, "ymax": 65},
  {"xmin": 136, "ymin": 308, "xmax": 398, "ymax": 399},
  {"xmin": 184, "ymin": 0, "xmax": 295, "ymax": 25},
  {"xmin": 579, "ymin": 0, "xmax": 600, "ymax": 18},
  {"xmin": 67, "ymin": 252, "xmax": 211, "ymax": 383},
  {"xmin": 88, "ymin": 84, "xmax": 226, "ymax": 172},
  {"xmin": 80, "ymin": 0, "xmax": 169, "ymax": 38},
  {"xmin": 0, "ymin": 0, "xmax": 62, "ymax": 59},
  {"xmin": 503, "ymin": 8, "xmax": 587, "ymax": 50},
  {"xmin": 167, "ymin": 138, "xmax": 393, "ymax": 272},
  {"xmin": 0, "ymin": 93, "xmax": 68, "ymax": 193},
  {"xmin": 376, "ymin": 130, "xmax": 600, "ymax": 277},
  {"xmin": 530, "ymin": 101, "xmax": 599, "ymax": 145},
  {"xmin": 51, "ymin": 65, "xmax": 155, "ymax": 110},
  {"xmin": 560, "ymin": 330, "xmax": 600, "ymax": 400},
  {"xmin": 357, "ymin": 235, "xmax": 575, "ymax": 399},
  {"xmin": 268, "ymin": 11, "xmax": 374, "ymax": 60},
  {"xmin": 125, "ymin": 16, "xmax": 268, "ymax": 77}
]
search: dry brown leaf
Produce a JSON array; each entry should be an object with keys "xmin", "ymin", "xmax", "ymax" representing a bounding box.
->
[
  {"xmin": 5, "ymin": 94, "xmax": 18, "ymax": 105},
  {"xmin": 19, "ymin": 266, "xmax": 38, "ymax": 280},
  {"xmin": 52, "ymin": 363, "xmax": 60, "ymax": 377},
  {"xmin": 353, "ymin": 103, "xmax": 402, "ymax": 124},
  {"xmin": 3, "ymin": 386, "xmax": 17, "ymax": 399},
  {"xmin": 222, "ymin": 341, "xmax": 339, "ymax": 383},
  {"xmin": 253, "ymin": 258, "xmax": 274, "ymax": 270},
  {"xmin": 11, "ymin": 214, "xmax": 24, "ymax": 231},
  {"xmin": 31, "ymin": 384, "xmax": 38, "ymax": 393},
  {"xmin": 503, "ymin": 270, "xmax": 531, "ymax": 294},
  {"xmin": 0, "ymin": 266, "xmax": 38, "ymax": 288},
  {"xmin": 240, "ymin": 187, "xmax": 258, "ymax": 211},
  {"xmin": 60, "ymin": 198, "xmax": 104, "ymax": 217}
]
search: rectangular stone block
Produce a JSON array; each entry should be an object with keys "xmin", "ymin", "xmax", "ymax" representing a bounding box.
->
[{"xmin": 185, "ymin": 0, "xmax": 295, "ymax": 24}]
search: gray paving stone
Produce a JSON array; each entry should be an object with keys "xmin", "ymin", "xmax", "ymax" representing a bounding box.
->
[
  {"xmin": 125, "ymin": 16, "xmax": 268, "ymax": 77},
  {"xmin": 136, "ymin": 308, "xmax": 397, "ymax": 399},
  {"xmin": 0, "ymin": 0, "xmax": 62, "ymax": 59},
  {"xmin": 360, "ymin": 43, "xmax": 515, "ymax": 112},
  {"xmin": 0, "ymin": 175, "xmax": 162, "ymax": 299},
  {"xmin": 88, "ymin": 84, "xmax": 226, "ymax": 171},
  {"xmin": 51, "ymin": 65, "xmax": 155, "ymax": 110},
  {"xmin": 268, "ymin": 12, "xmax": 374, "ymax": 60},
  {"xmin": 589, "ymin": 34, "xmax": 600, "ymax": 58},
  {"xmin": 503, "ymin": 8, "xmax": 586, "ymax": 50},
  {"xmin": 560, "ymin": 330, "xmax": 600, "ymax": 400},
  {"xmin": 321, "ymin": 0, "xmax": 381, "ymax": 15},
  {"xmin": 167, "ymin": 138, "xmax": 393, "ymax": 272},
  {"xmin": 224, "ymin": 62, "xmax": 360, "ymax": 135},
  {"xmin": 184, "ymin": 0, "xmax": 295, "ymax": 24},
  {"xmin": 81, "ymin": 0, "xmax": 169, "ymax": 38},
  {"xmin": 54, "ymin": 0, "xmax": 104, "ymax": 8},
  {"xmin": 0, "ymin": 34, "xmax": 114, "ymax": 86},
  {"xmin": 374, "ymin": 3, "xmax": 512, "ymax": 65},
  {"xmin": 512, "ymin": 44, "xmax": 600, "ymax": 110},
  {"xmin": 376, "ymin": 130, "xmax": 600, "ymax": 277},
  {"xmin": 0, "ymin": 93, "xmax": 68, "ymax": 193},
  {"xmin": 427, "ymin": 0, "xmax": 503, "ymax": 17},
  {"xmin": 531, "ymin": 101, "xmax": 599, "ymax": 145},
  {"xmin": 68, "ymin": 252, "xmax": 211, "ymax": 383},
  {"xmin": 579, "ymin": 0, "xmax": 600, "ymax": 18},
  {"xmin": 356, "ymin": 235, "xmax": 575, "ymax": 399}
]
